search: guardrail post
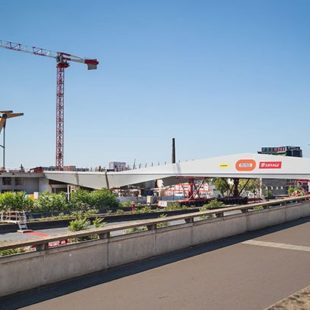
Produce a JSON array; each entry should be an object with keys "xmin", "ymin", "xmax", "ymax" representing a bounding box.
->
[
  {"xmin": 185, "ymin": 218, "xmax": 194, "ymax": 223},
  {"xmin": 147, "ymin": 224, "xmax": 156, "ymax": 231},
  {"xmin": 36, "ymin": 242, "xmax": 48, "ymax": 251},
  {"xmin": 98, "ymin": 232, "xmax": 110, "ymax": 239}
]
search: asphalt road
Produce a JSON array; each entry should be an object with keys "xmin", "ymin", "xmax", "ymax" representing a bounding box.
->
[
  {"xmin": 0, "ymin": 210, "xmax": 242, "ymax": 243},
  {"xmin": 1, "ymin": 217, "xmax": 309, "ymax": 310}
]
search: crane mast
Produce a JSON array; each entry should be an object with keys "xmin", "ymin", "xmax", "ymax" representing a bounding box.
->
[{"xmin": 0, "ymin": 39, "xmax": 99, "ymax": 169}]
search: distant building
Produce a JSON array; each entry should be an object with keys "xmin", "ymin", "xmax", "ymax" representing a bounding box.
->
[
  {"xmin": 109, "ymin": 162, "xmax": 128, "ymax": 171},
  {"xmin": 0, "ymin": 166, "xmax": 90, "ymax": 194},
  {"xmin": 258, "ymin": 146, "xmax": 306, "ymax": 196},
  {"xmin": 258, "ymin": 146, "xmax": 302, "ymax": 157},
  {"xmin": 0, "ymin": 171, "xmax": 49, "ymax": 194}
]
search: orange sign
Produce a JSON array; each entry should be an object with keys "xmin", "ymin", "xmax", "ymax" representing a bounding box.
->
[{"xmin": 235, "ymin": 159, "xmax": 256, "ymax": 171}]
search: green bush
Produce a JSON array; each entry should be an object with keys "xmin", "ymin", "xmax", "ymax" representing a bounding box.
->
[
  {"xmin": 33, "ymin": 192, "xmax": 68, "ymax": 213},
  {"xmin": 0, "ymin": 188, "xmax": 120, "ymax": 216},
  {"xmin": 201, "ymin": 200, "xmax": 225, "ymax": 210},
  {"xmin": 69, "ymin": 190, "xmax": 92, "ymax": 211},
  {"xmin": 287, "ymin": 186, "xmax": 304, "ymax": 197},
  {"xmin": 93, "ymin": 217, "xmax": 105, "ymax": 228},
  {"xmin": 288, "ymin": 186, "xmax": 295, "ymax": 196},
  {"xmin": 157, "ymin": 214, "xmax": 168, "ymax": 228},
  {"xmin": 136, "ymin": 206, "xmax": 152, "ymax": 214},
  {"xmin": 120, "ymin": 201, "xmax": 132, "ymax": 208},
  {"xmin": 90, "ymin": 189, "xmax": 119, "ymax": 210},
  {"xmin": 164, "ymin": 202, "xmax": 187, "ymax": 211},
  {"xmin": 68, "ymin": 217, "xmax": 90, "ymax": 232},
  {"xmin": 70, "ymin": 189, "xmax": 119, "ymax": 212},
  {"xmin": 126, "ymin": 226, "xmax": 147, "ymax": 234},
  {"xmin": 0, "ymin": 247, "xmax": 26, "ymax": 256},
  {"xmin": 0, "ymin": 192, "xmax": 33, "ymax": 211},
  {"xmin": 199, "ymin": 200, "xmax": 224, "ymax": 220}
]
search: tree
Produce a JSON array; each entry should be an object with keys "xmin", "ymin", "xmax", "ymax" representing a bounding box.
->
[
  {"xmin": 213, "ymin": 178, "xmax": 260, "ymax": 197},
  {"xmin": 213, "ymin": 178, "xmax": 230, "ymax": 196},
  {"xmin": 238, "ymin": 179, "xmax": 260, "ymax": 196}
]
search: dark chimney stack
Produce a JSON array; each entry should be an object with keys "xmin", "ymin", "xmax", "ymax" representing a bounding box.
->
[{"xmin": 172, "ymin": 138, "xmax": 176, "ymax": 164}]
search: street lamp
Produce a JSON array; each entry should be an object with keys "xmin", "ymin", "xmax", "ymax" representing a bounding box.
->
[{"xmin": 0, "ymin": 110, "xmax": 23, "ymax": 170}]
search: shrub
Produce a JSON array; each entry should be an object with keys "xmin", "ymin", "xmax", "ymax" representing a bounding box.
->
[
  {"xmin": 0, "ymin": 247, "xmax": 26, "ymax": 256},
  {"xmin": 253, "ymin": 206, "xmax": 264, "ymax": 211},
  {"xmin": 126, "ymin": 226, "xmax": 147, "ymax": 234},
  {"xmin": 136, "ymin": 206, "xmax": 152, "ymax": 214},
  {"xmin": 70, "ymin": 189, "xmax": 119, "ymax": 212},
  {"xmin": 33, "ymin": 192, "xmax": 68, "ymax": 213},
  {"xmin": 69, "ymin": 190, "xmax": 92, "ymax": 211},
  {"xmin": 68, "ymin": 218, "xmax": 90, "ymax": 232},
  {"xmin": 0, "ymin": 192, "xmax": 33, "ymax": 211},
  {"xmin": 157, "ymin": 214, "xmax": 168, "ymax": 228},
  {"xmin": 164, "ymin": 202, "xmax": 187, "ymax": 211},
  {"xmin": 120, "ymin": 201, "xmax": 132, "ymax": 208},
  {"xmin": 198, "ymin": 200, "xmax": 224, "ymax": 220},
  {"xmin": 93, "ymin": 217, "xmax": 105, "ymax": 228},
  {"xmin": 90, "ymin": 189, "xmax": 119, "ymax": 210},
  {"xmin": 201, "ymin": 200, "xmax": 225, "ymax": 210}
]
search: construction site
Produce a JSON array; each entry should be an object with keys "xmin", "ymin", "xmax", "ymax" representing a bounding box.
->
[{"xmin": 0, "ymin": 39, "xmax": 310, "ymax": 206}]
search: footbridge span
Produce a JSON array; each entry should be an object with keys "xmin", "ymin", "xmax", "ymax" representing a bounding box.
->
[{"xmin": 44, "ymin": 153, "xmax": 310, "ymax": 189}]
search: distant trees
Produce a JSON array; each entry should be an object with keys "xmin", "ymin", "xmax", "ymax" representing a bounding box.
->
[
  {"xmin": 213, "ymin": 178, "xmax": 260, "ymax": 197},
  {"xmin": 213, "ymin": 178, "xmax": 230, "ymax": 196}
]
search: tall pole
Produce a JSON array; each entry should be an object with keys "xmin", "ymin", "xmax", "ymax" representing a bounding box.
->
[
  {"xmin": 0, "ymin": 111, "xmax": 23, "ymax": 170},
  {"xmin": 2, "ymin": 124, "xmax": 5, "ymax": 169}
]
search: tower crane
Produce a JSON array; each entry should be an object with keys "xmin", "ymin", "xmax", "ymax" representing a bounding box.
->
[{"xmin": 0, "ymin": 39, "xmax": 99, "ymax": 169}]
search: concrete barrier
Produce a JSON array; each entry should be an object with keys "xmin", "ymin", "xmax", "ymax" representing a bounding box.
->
[
  {"xmin": 108, "ymin": 231, "xmax": 155, "ymax": 267},
  {"xmin": 192, "ymin": 215, "xmax": 247, "ymax": 245},
  {"xmin": 155, "ymin": 224, "xmax": 192, "ymax": 256},
  {"xmin": 0, "ymin": 239, "xmax": 109, "ymax": 297},
  {"xmin": 0, "ymin": 201, "xmax": 309, "ymax": 297}
]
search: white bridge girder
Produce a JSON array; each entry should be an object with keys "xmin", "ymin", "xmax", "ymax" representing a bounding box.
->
[{"xmin": 44, "ymin": 153, "xmax": 310, "ymax": 189}]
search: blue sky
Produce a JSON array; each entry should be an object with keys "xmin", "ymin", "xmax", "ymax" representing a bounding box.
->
[{"xmin": 1, "ymin": 0, "xmax": 309, "ymax": 168}]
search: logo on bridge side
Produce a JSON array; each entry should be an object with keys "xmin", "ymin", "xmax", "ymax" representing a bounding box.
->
[
  {"xmin": 235, "ymin": 159, "xmax": 256, "ymax": 171},
  {"xmin": 259, "ymin": 161, "xmax": 282, "ymax": 169},
  {"xmin": 219, "ymin": 163, "xmax": 229, "ymax": 168}
]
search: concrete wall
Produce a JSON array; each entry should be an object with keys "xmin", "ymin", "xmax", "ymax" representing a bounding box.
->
[{"xmin": 1, "ymin": 202, "xmax": 309, "ymax": 297}]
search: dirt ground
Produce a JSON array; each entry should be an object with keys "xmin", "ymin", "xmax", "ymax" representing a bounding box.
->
[{"xmin": 266, "ymin": 285, "xmax": 310, "ymax": 310}]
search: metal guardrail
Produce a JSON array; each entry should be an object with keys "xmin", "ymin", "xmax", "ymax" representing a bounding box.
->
[
  {"xmin": 0, "ymin": 211, "xmax": 27, "ymax": 224},
  {"xmin": 0, "ymin": 195, "xmax": 309, "ymax": 252}
]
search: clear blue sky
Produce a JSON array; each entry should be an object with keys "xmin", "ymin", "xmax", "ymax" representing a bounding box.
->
[{"xmin": 1, "ymin": 0, "xmax": 310, "ymax": 168}]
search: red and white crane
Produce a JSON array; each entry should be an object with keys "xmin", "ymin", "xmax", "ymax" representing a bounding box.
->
[{"xmin": 0, "ymin": 39, "xmax": 99, "ymax": 169}]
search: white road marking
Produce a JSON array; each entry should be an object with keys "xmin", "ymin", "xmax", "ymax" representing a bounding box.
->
[{"xmin": 242, "ymin": 240, "xmax": 310, "ymax": 252}]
